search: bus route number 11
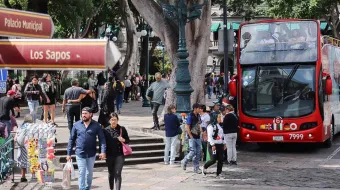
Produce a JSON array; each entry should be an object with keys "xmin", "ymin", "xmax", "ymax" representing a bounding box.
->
[{"xmin": 289, "ymin": 134, "xmax": 304, "ymax": 140}]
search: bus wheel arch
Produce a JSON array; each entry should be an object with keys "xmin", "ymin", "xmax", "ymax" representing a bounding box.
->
[{"xmin": 324, "ymin": 115, "xmax": 334, "ymax": 148}]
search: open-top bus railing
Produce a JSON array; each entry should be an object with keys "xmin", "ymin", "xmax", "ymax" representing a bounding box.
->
[
  {"xmin": 322, "ymin": 36, "xmax": 340, "ymax": 47},
  {"xmin": 0, "ymin": 134, "xmax": 15, "ymax": 184}
]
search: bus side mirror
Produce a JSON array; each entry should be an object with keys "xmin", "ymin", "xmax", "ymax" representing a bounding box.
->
[
  {"xmin": 228, "ymin": 79, "xmax": 237, "ymax": 97},
  {"xmin": 325, "ymin": 76, "xmax": 332, "ymax": 95}
]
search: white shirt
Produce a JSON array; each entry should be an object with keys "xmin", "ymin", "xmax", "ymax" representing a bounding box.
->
[
  {"xmin": 207, "ymin": 124, "xmax": 226, "ymax": 146},
  {"xmin": 200, "ymin": 113, "xmax": 210, "ymax": 129}
]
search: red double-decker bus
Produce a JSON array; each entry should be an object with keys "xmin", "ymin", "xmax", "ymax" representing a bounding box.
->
[{"xmin": 228, "ymin": 19, "xmax": 339, "ymax": 147}]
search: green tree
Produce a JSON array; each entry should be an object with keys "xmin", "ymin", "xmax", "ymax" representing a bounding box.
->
[
  {"xmin": 213, "ymin": 0, "xmax": 264, "ymax": 20},
  {"xmin": 265, "ymin": 0, "xmax": 340, "ymax": 38},
  {"xmin": 152, "ymin": 49, "xmax": 171, "ymax": 74}
]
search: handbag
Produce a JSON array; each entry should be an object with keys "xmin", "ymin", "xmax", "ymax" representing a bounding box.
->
[
  {"xmin": 120, "ymin": 128, "xmax": 132, "ymax": 156},
  {"xmin": 90, "ymin": 94, "xmax": 99, "ymax": 113},
  {"xmin": 190, "ymin": 122, "xmax": 201, "ymax": 136}
]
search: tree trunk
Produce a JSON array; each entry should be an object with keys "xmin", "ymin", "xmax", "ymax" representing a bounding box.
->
[
  {"xmin": 116, "ymin": 0, "xmax": 139, "ymax": 80},
  {"xmin": 131, "ymin": 0, "xmax": 211, "ymax": 112},
  {"xmin": 330, "ymin": 7, "xmax": 340, "ymax": 38}
]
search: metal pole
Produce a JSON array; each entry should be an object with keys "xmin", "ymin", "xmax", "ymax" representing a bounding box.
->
[
  {"xmin": 162, "ymin": 44, "xmax": 165, "ymax": 74},
  {"xmin": 142, "ymin": 25, "xmax": 151, "ymax": 107},
  {"xmin": 223, "ymin": 0, "xmax": 229, "ymax": 93},
  {"xmin": 146, "ymin": 28, "xmax": 150, "ymax": 87}
]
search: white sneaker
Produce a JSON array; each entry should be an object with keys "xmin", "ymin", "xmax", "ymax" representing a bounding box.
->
[{"xmin": 201, "ymin": 166, "xmax": 206, "ymax": 176}]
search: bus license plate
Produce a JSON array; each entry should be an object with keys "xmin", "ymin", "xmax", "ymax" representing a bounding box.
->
[{"xmin": 273, "ymin": 136, "xmax": 284, "ymax": 141}]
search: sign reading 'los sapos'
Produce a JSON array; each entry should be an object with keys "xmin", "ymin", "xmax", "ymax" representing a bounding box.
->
[
  {"xmin": 0, "ymin": 7, "xmax": 54, "ymax": 38},
  {"xmin": 0, "ymin": 39, "xmax": 110, "ymax": 70}
]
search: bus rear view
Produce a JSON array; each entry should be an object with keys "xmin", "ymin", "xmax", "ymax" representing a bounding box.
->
[{"xmin": 233, "ymin": 20, "xmax": 336, "ymax": 147}]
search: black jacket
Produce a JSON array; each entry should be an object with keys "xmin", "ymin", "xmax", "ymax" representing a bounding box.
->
[
  {"xmin": 103, "ymin": 125, "xmax": 130, "ymax": 157},
  {"xmin": 24, "ymin": 82, "xmax": 46, "ymax": 101},
  {"xmin": 222, "ymin": 112, "xmax": 238, "ymax": 134}
]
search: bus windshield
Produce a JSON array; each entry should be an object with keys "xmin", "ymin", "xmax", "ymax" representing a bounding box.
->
[
  {"xmin": 240, "ymin": 21, "xmax": 318, "ymax": 64},
  {"xmin": 241, "ymin": 65, "xmax": 316, "ymax": 118}
]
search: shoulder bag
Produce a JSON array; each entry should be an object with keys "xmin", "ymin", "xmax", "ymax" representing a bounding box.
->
[{"xmin": 120, "ymin": 127, "xmax": 132, "ymax": 156}]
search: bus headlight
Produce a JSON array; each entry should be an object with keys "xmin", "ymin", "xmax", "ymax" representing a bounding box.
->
[
  {"xmin": 242, "ymin": 123, "xmax": 257, "ymax": 130},
  {"xmin": 300, "ymin": 122, "xmax": 317, "ymax": 130}
]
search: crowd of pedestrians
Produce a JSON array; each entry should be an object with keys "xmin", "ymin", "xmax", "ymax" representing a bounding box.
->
[
  {"xmin": 163, "ymin": 101, "xmax": 239, "ymax": 177},
  {"xmin": 0, "ymin": 70, "xmax": 238, "ymax": 188}
]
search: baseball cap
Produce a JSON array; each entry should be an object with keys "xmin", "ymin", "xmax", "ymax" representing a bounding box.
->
[
  {"xmin": 7, "ymin": 90, "xmax": 15, "ymax": 96},
  {"xmin": 82, "ymin": 107, "xmax": 92, "ymax": 113},
  {"xmin": 220, "ymin": 105, "xmax": 226, "ymax": 112}
]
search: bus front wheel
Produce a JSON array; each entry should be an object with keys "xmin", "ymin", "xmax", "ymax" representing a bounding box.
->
[{"xmin": 324, "ymin": 123, "xmax": 334, "ymax": 148}]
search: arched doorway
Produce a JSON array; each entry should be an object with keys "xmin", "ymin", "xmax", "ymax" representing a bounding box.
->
[{"xmin": 219, "ymin": 57, "xmax": 234, "ymax": 75}]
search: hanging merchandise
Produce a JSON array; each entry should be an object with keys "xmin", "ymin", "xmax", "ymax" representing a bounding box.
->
[{"xmin": 24, "ymin": 122, "xmax": 57, "ymax": 186}]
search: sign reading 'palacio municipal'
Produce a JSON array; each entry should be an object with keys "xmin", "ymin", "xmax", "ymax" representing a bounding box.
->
[{"xmin": 0, "ymin": 8, "xmax": 54, "ymax": 38}]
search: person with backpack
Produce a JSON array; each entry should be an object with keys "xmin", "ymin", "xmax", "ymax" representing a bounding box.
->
[
  {"xmin": 181, "ymin": 103, "xmax": 202, "ymax": 174},
  {"xmin": 223, "ymin": 104, "xmax": 239, "ymax": 165},
  {"xmin": 11, "ymin": 79, "xmax": 22, "ymax": 118},
  {"xmin": 202, "ymin": 114, "xmax": 226, "ymax": 177},
  {"xmin": 14, "ymin": 114, "xmax": 33, "ymax": 182},
  {"xmin": 113, "ymin": 78, "xmax": 125, "ymax": 114}
]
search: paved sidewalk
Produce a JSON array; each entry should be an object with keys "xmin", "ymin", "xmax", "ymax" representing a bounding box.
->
[{"xmin": 2, "ymin": 98, "xmax": 340, "ymax": 189}]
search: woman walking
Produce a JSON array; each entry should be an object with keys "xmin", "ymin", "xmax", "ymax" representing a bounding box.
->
[
  {"xmin": 223, "ymin": 104, "xmax": 238, "ymax": 165},
  {"xmin": 11, "ymin": 79, "xmax": 22, "ymax": 118},
  {"xmin": 164, "ymin": 105, "xmax": 180, "ymax": 165},
  {"xmin": 41, "ymin": 74, "xmax": 56, "ymax": 124},
  {"xmin": 103, "ymin": 113, "xmax": 130, "ymax": 190},
  {"xmin": 201, "ymin": 114, "xmax": 226, "ymax": 177}
]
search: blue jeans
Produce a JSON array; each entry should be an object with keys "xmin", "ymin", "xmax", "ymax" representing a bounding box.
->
[
  {"xmin": 27, "ymin": 100, "xmax": 39, "ymax": 122},
  {"xmin": 182, "ymin": 138, "xmax": 202, "ymax": 170},
  {"xmin": 76, "ymin": 155, "xmax": 96, "ymax": 190},
  {"xmin": 206, "ymin": 86, "xmax": 213, "ymax": 98},
  {"xmin": 116, "ymin": 94, "xmax": 123, "ymax": 111}
]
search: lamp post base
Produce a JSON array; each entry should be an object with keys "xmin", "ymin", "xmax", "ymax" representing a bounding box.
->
[{"xmin": 142, "ymin": 99, "xmax": 151, "ymax": 107}]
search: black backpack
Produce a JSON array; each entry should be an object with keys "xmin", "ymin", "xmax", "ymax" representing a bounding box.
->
[{"xmin": 115, "ymin": 81, "xmax": 124, "ymax": 94}]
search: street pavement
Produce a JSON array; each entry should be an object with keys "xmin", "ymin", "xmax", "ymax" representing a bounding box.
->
[{"xmin": 2, "ymin": 96, "xmax": 340, "ymax": 189}]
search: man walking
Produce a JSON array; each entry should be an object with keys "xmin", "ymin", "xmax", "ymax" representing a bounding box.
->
[
  {"xmin": 62, "ymin": 79, "xmax": 92, "ymax": 133},
  {"xmin": 24, "ymin": 75, "xmax": 48, "ymax": 123},
  {"xmin": 0, "ymin": 90, "xmax": 15, "ymax": 137},
  {"xmin": 181, "ymin": 103, "xmax": 202, "ymax": 174},
  {"xmin": 146, "ymin": 72, "xmax": 171, "ymax": 130},
  {"xmin": 67, "ymin": 107, "xmax": 106, "ymax": 190}
]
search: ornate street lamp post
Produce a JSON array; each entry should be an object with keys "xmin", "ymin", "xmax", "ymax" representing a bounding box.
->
[
  {"xmin": 141, "ymin": 24, "xmax": 155, "ymax": 107},
  {"xmin": 162, "ymin": 0, "xmax": 207, "ymax": 113}
]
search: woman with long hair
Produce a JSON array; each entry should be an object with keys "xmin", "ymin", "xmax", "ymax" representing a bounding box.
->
[
  {"xmin": 202, "ymin": 114, "xmax": 226, "ymax": 177},
  {"xmin": 41, "ymin": 73, "xmax": 56, "ymax": 123},
  {"xmin": 103, "ymin": 113, "xmax": 130, "ymax": 190}
]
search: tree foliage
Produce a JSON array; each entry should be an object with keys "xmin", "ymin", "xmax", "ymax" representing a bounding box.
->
[
  {"xmin": 213, "ymin": 0, "xmax": 264, "ymax": 20},
  {"xmin": 265, "ymin": 0, "xmax": 340, "ymax": 38}
]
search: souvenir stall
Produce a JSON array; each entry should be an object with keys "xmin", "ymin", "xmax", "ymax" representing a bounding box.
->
[{"xmin": 24, "ymin": 122, "xmax": 57, "ymax": 186}]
